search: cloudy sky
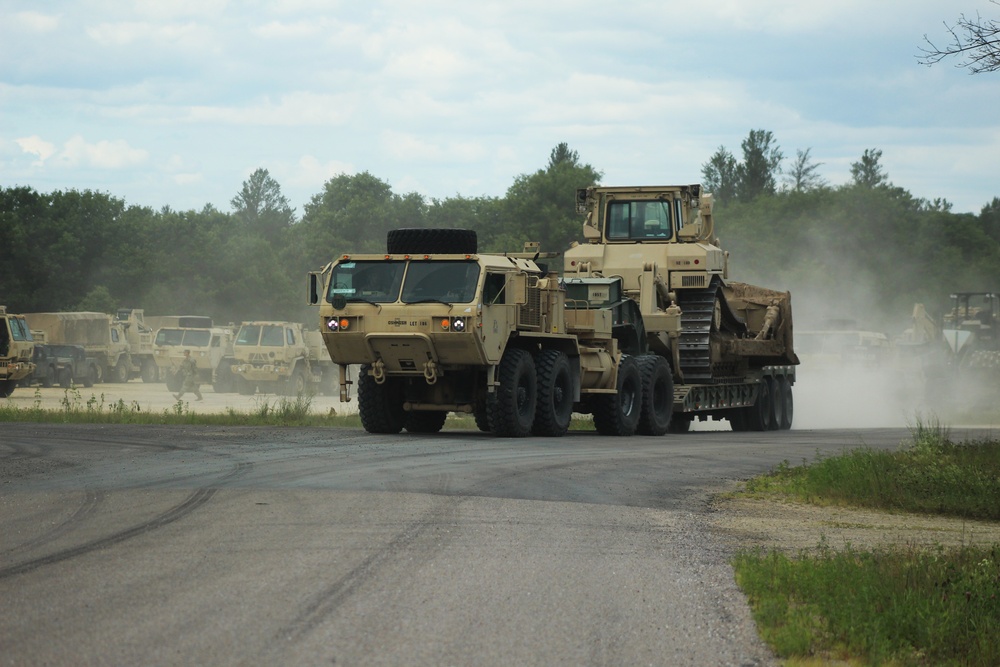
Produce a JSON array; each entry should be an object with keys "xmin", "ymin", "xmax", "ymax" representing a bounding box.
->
[{"xmin": 2, "ymin": 1, "xmax": 998, "ymax": 216}]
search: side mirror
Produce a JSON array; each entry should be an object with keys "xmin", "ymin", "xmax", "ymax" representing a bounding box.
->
[
  {"xmin": 308, "ymin": 272, "xmax": 323, "ymax": 305},
  {"xmin": 509, "ymin": 273, "xmax": 528, "ymax": 306}
]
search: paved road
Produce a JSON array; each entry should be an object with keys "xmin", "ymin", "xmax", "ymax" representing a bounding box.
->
[{"xmin": 2, "ymin": 424, "xmax": 982, "ymax": 666}]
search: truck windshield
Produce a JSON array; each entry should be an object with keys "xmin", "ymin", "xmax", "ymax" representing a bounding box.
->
[
  {"xmin": 182, "ymin": 330, "xmax": 211, "ymax": 347},
  {"xmin": 10, "ymin": 317, "xmax": 33, "ymax": 341},
  {"xmin": 328, "ymin": 260, "xmax": 405, "ymax": 303},
  {"xmin": 155, "ymin": 329, "xmax": 184, "ymax": 346},
  {"xmin": 401, "ymin": 261, "xmax": 481, "ymax": 304},
  {"xmin": 236, "ymin": 324, "xmax": 285, "ymax": 346},
  {"xmin": 606, "ymin": 200, "xmax": 673, "ymax": 241}
]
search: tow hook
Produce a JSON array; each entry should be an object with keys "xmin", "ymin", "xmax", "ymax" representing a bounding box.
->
[
  {"xmin": 372, "ymin": 359, "xmax": 386, "ymax": 384},
  {"xmin": 423, "ymin": 360, "xmax": 439, "ymax": 385}
]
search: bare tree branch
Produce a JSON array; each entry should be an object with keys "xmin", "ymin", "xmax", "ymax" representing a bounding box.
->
[{"xmin": 917, "ymin": 1, "xmax": 1000, "ymax": 73}]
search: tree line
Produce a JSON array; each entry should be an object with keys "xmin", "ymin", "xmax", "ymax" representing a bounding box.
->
[{"xmin": 2, "ymin": 137, "xmax": 998, "ymax": 333}]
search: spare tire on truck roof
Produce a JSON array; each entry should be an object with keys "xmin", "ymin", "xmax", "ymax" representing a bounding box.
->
[{"xmin": 386, "ymin": 228, "xmax": 477, "ymax": 255}]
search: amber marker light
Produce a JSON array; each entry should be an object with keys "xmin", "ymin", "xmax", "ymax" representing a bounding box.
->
[
  {"xmin": 339, "ymin": 318, "xmax": 350, "ymax": 330},
  {"xmin": 440, "ymin": 318, "xmax": 451, "ymax": 330}
]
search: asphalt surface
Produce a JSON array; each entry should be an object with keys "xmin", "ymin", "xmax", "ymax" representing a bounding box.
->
[{"xmin": 2, "ymin": 423, "xmax": 986, "ymax": 666}]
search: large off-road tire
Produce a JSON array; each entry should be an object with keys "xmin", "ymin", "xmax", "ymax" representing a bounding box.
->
[
  {"xmin": 531, "ymin": 350, "xmax": 574, "ymax": 437},
  {"xmin": 358, "ymin": 365, "xmax": 406, "ymax": 434},
  {"xmin": 0, "ymin": 379, "xmax": 16, "ymax": 398},
  {"xmin": 404, "ymin": 411, "xmax": 448, "ymax": 434},
  {"xmin": 283, "ymin": 368, "xmax": 307, "ymax": 396},
  {"xmin": 636, "ymin": 354, "xmax": 674, "ymax": 436},
  {"xmin": 768, "ymin": 377, "xmax": 783, "ymax": 432},
  {"xmin": 58, "ymin": 367, "xmax": 73, "ymax": 389},
  {"xmin": 42, "ymin": 366, "xmax": 55, "ymax": 388},
  {"xmin": 141, "ymin": 358, "xmax": 158, "ymax": 383},
  {"xmin": 113, "ymin": 359, "xmax": 129, "ymax": 383},
  {"xmin": 386, "ymin": 228, "xmax": 478, "ymax": 255},
  {"xmin": 473, "ymin": 396, "xmax": 492, "ymax": 432},
  {"xmin": 489, "ymin": 348, "xmax": 537, "ymax": 438},
  {"xmin": 778, "ymin": 376, "xmax": 793, "ymax": 430},
  {"xmin": 592, "ymin": 355, "xmax": 643, "ymax": 436},
  {"xmin": 213, "ymin": 362, "xmax": 235, "ymax": 394},
  {"xmin": 84, "ymin": 365, "xmax": 97, "ymax": 388},
  {"xmin": 742, "ymin": 378, "xmax": 772, "ymax": 432}
]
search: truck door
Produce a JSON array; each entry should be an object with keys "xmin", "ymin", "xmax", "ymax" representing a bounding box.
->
[{"xmin": 480, "ymin": 272, "xmax": 515, "ymax": 364}]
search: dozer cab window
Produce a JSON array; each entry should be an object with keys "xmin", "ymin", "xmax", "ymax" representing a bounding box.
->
[
  {"xmin": 606, "ymin": 200, "xmax": 673, "ymax": 241},
  {"xmin": 328, "ymin": 260, "xmax": 405, "ymax": 304},
  {"xmin": 401, "ymin": 260, "xmax": 481, "ymax": 305}
]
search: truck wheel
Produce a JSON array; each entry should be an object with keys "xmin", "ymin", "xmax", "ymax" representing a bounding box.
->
[
  {"xmin": 284, "ymin": 368, "xmax": 307, "ymax": 396},
  {"xmin": 532, "ymin": 350, "xmax": 574, "ymax": 437},
  {"xmin": 473, "ymin": 396, "xmax": 492, "ymax": 432},
  {"xmin": 405, "ymin": 411, "xmax": 448, "ymax": 433},
  {"xmin": 42, "ymin": 367, "xmax": 55, "ymax": 388},
  {"xmin": 386, "ymin": 228, "xmax": 477, "ymax": 255},
  {"xmin": 490, "ymin": 348, "xmax": 537, "ymax": 438},
  {"xmin": 114, "ymin": 360, "xmax": 129, "ymax": 383},
  {"xmin": 58, "ymin": 367, "xmax": 73, "ymax": 389},
  {"xmin": 768, "ymin": 377, "xmax": 783, "ymax": 431},
  {"xmin": 728, "ymin": 408, "xmax": 746, "ymax": 432},
  {"xmin": 237, "ymin": 378, "xmax": 256, "ymax": 395},
  {"xmin": 778, "ymin": 377, "xmax": 793, "ymax": 430},
  {"xmin": 141, "ymin": 358, "xmax": 158, "ymax": 383},
  {"xmin": 213, "ymin": 362, "xmax": 235, "ymax": 393},
  {"xmin": 0, "ymin": 379, "xmax": 16, "ymax": 398},
  {"xmin": 84, "ymin": 365, "xmax": 97, "ymax": 388},
  {"xmin": 358, "ymin": 365, "xmax": 406, "ymax": 434},
  {"xmin": 592, "ymin": 355, "xmax": 642, "ymax": 436},
  {"xmin": 636, "ymin": 355, "xmax": 674, "ymax": 436},
  {"xmin": 743, "ymin": 379, "xmax": 772, "ymax": 431}
]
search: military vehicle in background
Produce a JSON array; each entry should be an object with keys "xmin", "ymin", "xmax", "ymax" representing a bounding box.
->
[
  {"xmin": 21, "ymin": 308, "xmax": 157, "ymax": 383},
  {"xmin": 25, "ymin": 343, "xmax": 99, "ymax": 388},
  {"xmin": 153, "ymin": 316, "xmax": 237, "ymax": 393},
  {"xmin": 230, "ymin": 321, "xmax": 334, "ymax": 395},
  {"xmin": 796, "ymin": 321, "xmax": 893, "ymax": 369},
  {"xmin": 307, "ymin": 185, "xmax": 797, "ymax": 437},
  {"xmin": 942, "ymin": 292, "xmax": 999, "ymax": 368},
  {"xmin": 1, "ymin": 306, "xmax": 35, "ymax": 397}
]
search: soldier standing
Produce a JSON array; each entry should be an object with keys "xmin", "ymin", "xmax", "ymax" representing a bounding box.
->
[{"xmin": 174, "ymin": 349, "xmax": 203, "ymax": 401}]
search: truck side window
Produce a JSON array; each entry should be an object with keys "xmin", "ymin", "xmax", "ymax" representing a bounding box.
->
[
  {"xmin": 483, "ymin": 273, "xmax": 506, "ymax": 305},
  {"xmin": 286, "ymin": 328, "xmax": 296, "ymax": 345}
]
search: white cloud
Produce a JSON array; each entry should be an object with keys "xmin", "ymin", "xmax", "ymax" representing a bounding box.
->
[
  {"xmin": 55, "ymin": 136, "xmax": 148, "ymax": 169},
  {"xmin": 185, "ymin": 92, "xmax": 357, "ymax": 126},
  {"xmin": 172, "ymin": 172, "xmax": 203, "ymax": 185},
  {"xmin": 284, "ymin": 155, "xmax": 354, "ymax": 189},
  {"xmin": 13, "ymin": 11, "xmax": 61, "ymax": 32},
  {"xmin": 380, "ymin": 131, "xmax": 486, "ymax": 163},
  {"xmin": 86, "ymin": 21, "xmax": 213, "ymax": 49},
  {"xmin": 15, "ymin": 136, "xmax": 57, "ymax": 165}
]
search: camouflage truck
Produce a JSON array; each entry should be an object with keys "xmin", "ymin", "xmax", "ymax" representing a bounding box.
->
[
  {"xmin": 307, "ymin": 186, "xmax": 797, "ymax": 437},
  {"xmin": 230, "ymin": 321, "xmax": 335, "ymax": 395},
  {"xmin": 153, "ymin": 317, "xmax": 237, "ymax": 394},
  {"xmin": 1, "ymin": 306, "xmax": 36, "ymax": 397}
]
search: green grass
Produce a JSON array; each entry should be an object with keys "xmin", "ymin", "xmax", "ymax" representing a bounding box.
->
[
  {"xmin": 734, "ymin": 422, "xmax": 1000, "ymax": 666},
  {"xmin": 744, "ymin": 420, "xmax": 1000, "ymax": 521}
]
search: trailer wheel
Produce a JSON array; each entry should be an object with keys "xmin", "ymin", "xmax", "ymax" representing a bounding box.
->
[
  {"xmin": 490, "ymin": 348, "xmax": 537, "ymax": 438},
  {"xmin": 592, "ymin": 355, "xmax": 642, "ymax": 436},
  {"xmin": 636, "ymin": 354, "xmax": 674, "ymax": 436},
  {"xmin": 778, "ymin": 377, "xmax": 793, "ymax": 430},
  {"xmin": 532, "ymin": 350, "xmax": 574, "ymax": 437},
  {"xmin": 84, "ymin": 365, "xmax": 97, "ymax": 388},
  {"xmin": 743, "ymin": 379, "xmax": 772, "ymax": 431},
  {"xmin": 768, "ymin": 377, "xmax": 784, "ymax": 431},
  {"xmin": 473, "ymin": 396, "xmax": 492, "ymax": 432},
  {"xmin": 141, "ymin": 358, "xmax": 158, "ymax": 383},
  {"xmin": 405, "ymin": 411, "xmax": 448, "ymax": 433},
  {"xmin": 386, "ymin": 228, "xmax": 478, "ymax": 255},
  {"xmin": 358, "ymin": 365, "xmax": 406, "ymax": 434}
]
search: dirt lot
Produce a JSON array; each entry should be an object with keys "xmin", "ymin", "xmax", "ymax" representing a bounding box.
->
[{"xmin": 4, "ymin": 380, "xmax": 358, "ymax": 415}]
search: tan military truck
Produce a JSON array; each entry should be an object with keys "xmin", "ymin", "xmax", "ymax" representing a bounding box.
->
[
  {"xmin": 153, "ymin": 317, "xmax": 237, "ymax": 393},
  {"xmin": 1, "ymin": 306, "xmax": 36, "ymax": 397},
  {"xmin": 113, "ymin": 308, "xmax": 158, "ymax": 382},
  {"xmin": 309, "ymin": 185, "xmax": 798, "ymax": 437},
  {"xmin": 23, "ymin": 312, "xmax": 130, "ymax": 383},
  {"xmin": 230, "ymin": 321, "xmax": 335, "ymax": 395}
]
